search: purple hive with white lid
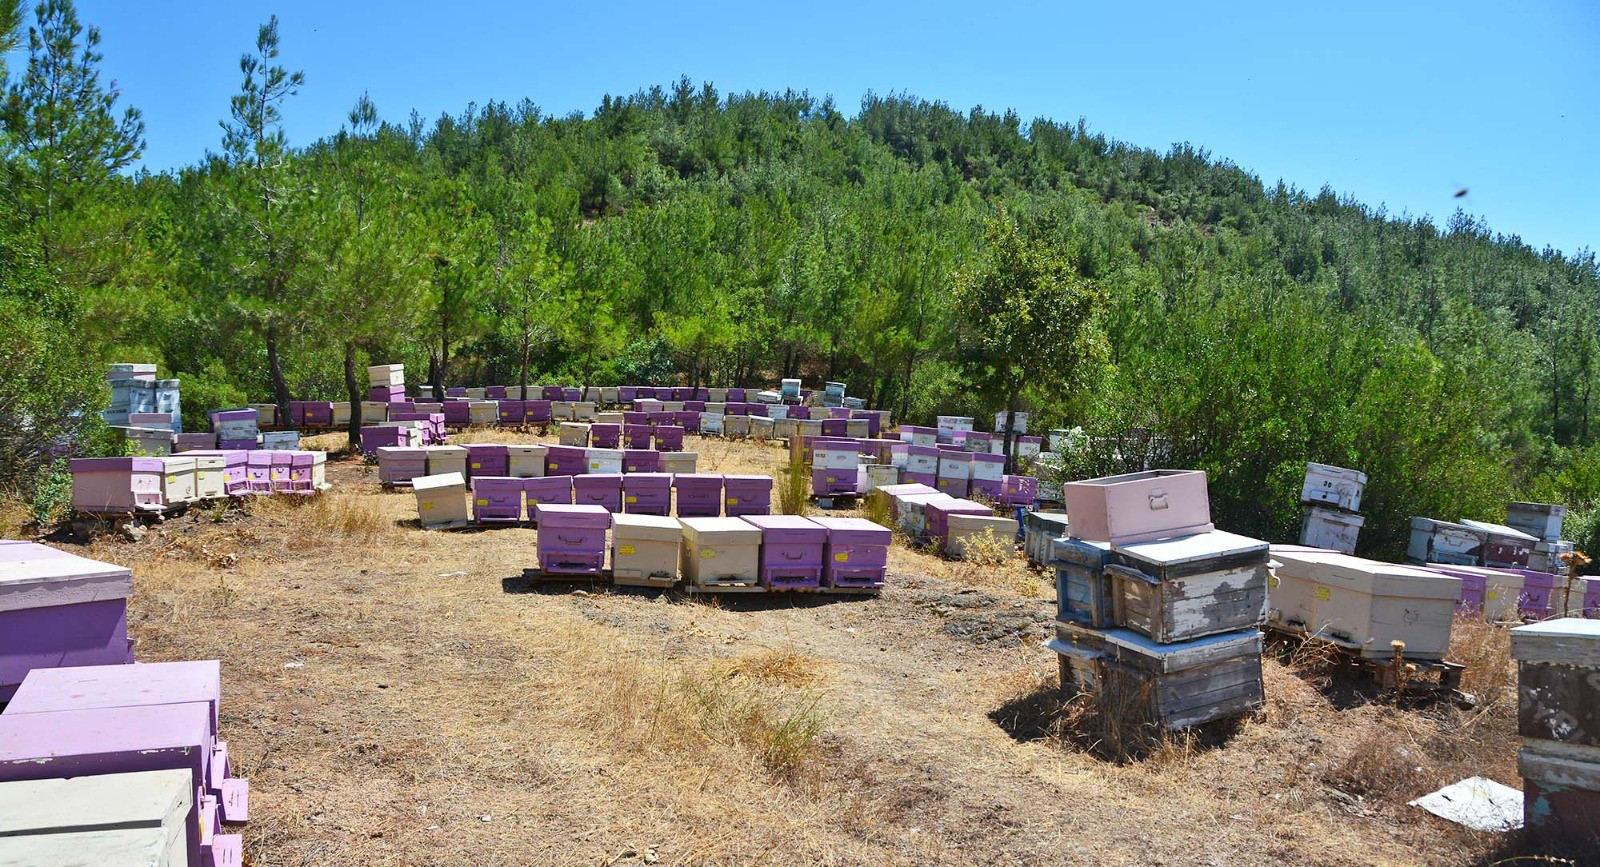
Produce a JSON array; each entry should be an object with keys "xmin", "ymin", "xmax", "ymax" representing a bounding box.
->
[
  {"xmin": 535, "ymin": 504, "xmax": 609, "ymax": 575},
  {"xmin": 811, "ymin": 516, "xmax": 892, "ymax": 588},
  {"xmin": 674, "ymin": 474, "xmax": 723, "ymax": 517}
]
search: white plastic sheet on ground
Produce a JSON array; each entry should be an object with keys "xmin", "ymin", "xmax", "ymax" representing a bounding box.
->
[{"xmin": 1408, "ymin": 776, "xmax": 1523, "ymax": 832}]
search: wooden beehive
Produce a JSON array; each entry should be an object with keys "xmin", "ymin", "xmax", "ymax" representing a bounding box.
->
[
  {"xmin": 1105, "ymin": 530, "xmax": 1269, "ymax": 644},
  {"xmin": 1269, "ymin": 549, "xmax": 1459, "ymax": 660}
]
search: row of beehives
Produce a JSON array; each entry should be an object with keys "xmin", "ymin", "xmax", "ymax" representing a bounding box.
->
[
  {"xmin": 404, "ymin": 381, "xmax": 864, "ymax": 409},
  {"xmin": 0, "ymin": 541, "xmax": 249, "ymax": 866},
  {"xmin": 1510, "ymin": 618, "xmax": 1600, "ymax": 853},
  {"xmin": 410, "ymin": 471, "xmax": 773, "ymax": 528},
  {"xmin": 1409, "ymin": 503, "xmax": 1576, "ymax": 576},
  {"xmin": 67, "ymin": 451, "xmax": 328, "ymax": 514},
  {"xmin": 375, "ymin": 443, "xmax": 700, "ymax": 487},
  {"xmin": 800, "ymin": 435, "xmax": 1039, "ymax": 505},
  {"xmin": 518, "ymin": 507, "xmax": 891, "ymax": 592},
  {"xmin": 869, "ymin": 483, "xmax": 1022, "ymax": 559}
]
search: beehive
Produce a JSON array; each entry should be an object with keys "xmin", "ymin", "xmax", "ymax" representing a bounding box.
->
[
  {"xmin": 1269, "ymin": 548, "xmax": 1459, "ymax": 660},
  {"xmin": 1104, "ymin": 530, "xmax": 1269, "ymax": 644},
  {"xmin": 413, "ymin": 473, "xmax": 469, "ymax": 529},
  {"xmin": 945, "ymin": 513, "xmax": 1018, "ymax": 559},
  {"xmin": 679, "ymin": 517, "xmax": 762, "ymax": 587}
]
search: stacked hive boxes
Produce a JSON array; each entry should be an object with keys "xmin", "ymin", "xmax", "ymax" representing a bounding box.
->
[
  {"xmin": 1299, "ymin": 462, "xmax": 1366, "ymax": 555},
  {"xmin": 105, "ymin": 363, "xmax": 182, "ymax": 435},
  {"xmin": 1507, "ymin": 501, "xmax": 1587, "ymax": 615},
  {"xmin": 368, "ymin": 363, "xmax": 405, "ymax": 404},
  {"xmin": 1046, "ymin": 470, "xmax": 1269, "ymax": 730},
  {"xmin": 1407, "ymin": 500, "xmax": 1584, "ymax": 620},
  {"xmin": 1, "ymin": 543, "xmax": 135, "ymax": 702},
  {"xmin": 1510, "ymin": 619, "xmax": 1600, "ymax": 853},
  {"xmin": 0, "ymin": 769, "xmax": 193, "ymax": 864}
]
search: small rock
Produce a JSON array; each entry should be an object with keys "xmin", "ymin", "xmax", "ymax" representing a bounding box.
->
[{"xmin": 118, "ymin": 523, "xmax": 146, "ymax": 542}]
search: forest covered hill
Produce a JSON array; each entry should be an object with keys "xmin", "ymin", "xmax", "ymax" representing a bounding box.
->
[{"xmin": 3, "ymin": 4, "xmax": 1598, "ymax": 560}]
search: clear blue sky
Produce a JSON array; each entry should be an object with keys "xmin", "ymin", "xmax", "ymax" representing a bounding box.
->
[{"xmin": 48, "ymin": 0, "xmax": 1600, "ymax": 257}]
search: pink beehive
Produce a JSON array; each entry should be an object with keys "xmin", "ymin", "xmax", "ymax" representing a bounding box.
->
[
  {"xmin": 574, "ymin": 474, "xmax": 623, "ymax": 512},
  {"xmin": 812, "ymin": 516, "xmax": 892, "ymax": 588},
  {"xmin": 622, "ymin": 473, "xmax": 672, "ymax": 516},
  {"xmin": 524, "ymin": 475, "xmax": 573, "ymax": 521},
  {"xmin": 68, "ymin": 457, "xmax": 166, "ymax": 513},
  {"xmin": 743, "ymin": 515, "xmax": 826, "ymax": 588},
  {"xmin": 535, "ymin": 504, "xmax": 609, "ymax": 575},
  {"xmin": 723, "ymin": 475, "xmax": 773, "ymax": 517},
  {"xmin": 472, "ymin": 476, "xmax": 524, "ymax": 524},
  {"xmin": 654, "ymin": 426, "xmax": 685, "ymax": 452},
  {"xmin": 674, "ymin": 474, "xmax": 723, "ymax": 517}
]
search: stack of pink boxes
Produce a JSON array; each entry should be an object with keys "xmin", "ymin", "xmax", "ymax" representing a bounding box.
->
[
  {"xmin": 0, "ymin": 659, "xmax": 251, "ymax": 865},
  {"xmin": 813, "ymin": 517, "xmax": 892, "ymax": 589},
  {"xmin": 743, "ymin": 515, "xmax": 827, "ymax": 589},
  {"xmin": 472, "ymin": 477, "xmax": 524, "ymax": 523}
]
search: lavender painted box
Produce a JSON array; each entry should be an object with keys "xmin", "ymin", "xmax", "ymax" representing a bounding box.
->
[
  {"xmin": 654, "ymin": 426, "xmax": 685, "ymax": 452},
  {"xmin": 925, "ymin": 498, "xmax": 993, "ymax": 541},
  {"xmin": 535, "ymin": 504, "xmax": 609, "ymax": 574},
  {"xmin": 472, "ymin": 476, "xmax": 524, "ymax": 523},
  {"xmin": 623, "ymin": 449, "xmax": 659, "ymax": 473},
  {"xmin": 723, "ymin": 475, "xmax": 773, "ymax": 517},
  {"xmin": 742, "ymin": 514, "xmax": 826, "ymax": 588},
  {"xmin": 851, "ymin": 410, "xmax": 882, "ymax": 438},
  {"xmin": 674, "ymin": 410, "xmax": 700, "ymax": 433},
  {"xmin": 574, "ymin": 473, "xmax": 623, "ymax": 512},
  {"xmin": 360, "ymin": 425, "xmax": 421, "ymax": 455},
  {"xmin": 1, "ymin": 545, "xmax": 134, "ymax": 700},
  {"xmin": 524, "ymin": 476, "xmax": 574, "ymax": 517},
  {"xmin": 624, "ymin": 424, "xmax": 653, "ymax": 449},
  {"xmin": 789, "ymin": 405, "xmax": 811, "ymax": 420},
  {"xmin": 684, "ymin": 400, "xmax": 706, "ymax": 412},
  {"xmin": 246, "ymin": 452, "xmax": 272, "ymax": 493},
  {"xmin": 175, "ymin": 432, "xmax": 218, "ymax": 452},
  {"xmin": 69, "ymin": 457, "xmax": 166, "ymax": 513},
  {"xmin": 1513, "ymin": 569, "xmax": 1566, "ymax": 619},
  {"xmin": 302, "ymin": 402, "xmax": 334, "ymax": 427},
  {"xmin": 591, "ymin": 423, "xmax": 622, "ymax": 449},
  {"xmin": 1001, "ymin": 474, "xmax": 1039, "ymax": 507},
  {"xmin": 726, "ymin": 388, "xmax": 746, "ymax": 402},
  {"xmin": 466, "ymin": 444, "xmax": 509, "ymax": 478},
  {"xmin": 376, "ymin": 447, "xmax": 428, "ymax": 486},
  {"xmin": 545, "ymin": 445, "xmax": 587, "ymax": 476},
  {"xmin": 523, "ymin": 400, "xmax": 552, "ymax": 425},
  {"xmin": 368, "ymin": 384, "xmax": 406, "ymax": 403},
  {"xmin": 443, "ymin": 400, "xmax": 472, "ymax": 426},
  {"xmin": 1061, "ymin": 470, "xmax": 1214, "ymax": 546},
  {"xmin": 812, "ymin": 516, "xmax": 891, "ymax": 588},
  {"xmin": 542, "ymin": 386, "xmax": 565, "ymax": 401},
  {"xmin": 390, "ymin": 412, "xmax": 446, "ymax": 444},
  {"xmin": 623, "ymin": 473, "xmax": 673, "ymax": 515},
  {"xmin": 0, "ymin": 703, "xmax": 214, "ymax": 867},
  {"xmin": 812, "ymin": 467, "xmax": 861, "ymax": 498},
  {"xmin": 619, "ymin": 386, "xmax": 638, "ymax": 403},
  {"xmin": 674, "ymin": 474, "xmax": 724, "ymax": 517},
  {"xmin": 486, "ymin": 385, "xmax": 508, "ymax": 400},
  {"xmin": 497, "ymin": 399, "xmax": 525, "ymax": 425}
]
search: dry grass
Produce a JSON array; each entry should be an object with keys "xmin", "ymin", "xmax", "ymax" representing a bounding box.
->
[
  {"xmin": 775, "ymin": 454, "xmax": 811, "ymax": 516},
  {"xmin": 714, "ymin": 646, "xmax": 830, "ymax": 687}
]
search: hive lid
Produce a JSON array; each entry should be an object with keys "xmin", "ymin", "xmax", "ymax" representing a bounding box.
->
[
  {"xmin": 1272, "ymin": 550, "xmax": 1461, "ymax": 600},
  {"xmin": 1113, "ymin": 529, "xmax": 1268, "ymax": 568},
  {"xmin": 680, "ymin": 516, "xmax": 763, "ymax": 543},
  {"xmin": 1510, "ymin": 618, "xmax": 1600, "ymax": 666},
  {"xmin": 1099, "ymin": 626, "xmax": 1264, "ymax": 672},
  {"xmin": 68, "ymin": 457, "xmax": 165, "ymax": 473},
  {"xmin": 0, "ymin": 548, "xmax": 133, "ymax": 611},
  {"xmin": 412, "ymin": 472, "xmax": 466, "ymax": 492},
  {"xmin": 946, "ymin": 513, "xmax": 1015, "ymax": 531},
  {"xmin": 7, "ymin": 661, "xmax": 220, "ymax": 729},
  {"xmin": 927, "ymin": 498, "xmax": 992, "ymax": 515},
  {"xmin": 742, "ymin": 514, "xmax": 823, "ymax": 532},
  {"xmin": 0, "ymin": 768, "xmax": 193, "ymax": 835},
  {"xmin": 723, "ymin": 474, "xmax": 772, "ymax": 484},
  {"xmin": 425, "ymin": 445, "xmax": 467, "ymax": 457},
  {"xmin": 611, "ymin": 513, "xmax": 682, "ymax": 541},
  {"xmin": 1458, "ymin": 519, "xmax": 1538, "ymax": 542}
]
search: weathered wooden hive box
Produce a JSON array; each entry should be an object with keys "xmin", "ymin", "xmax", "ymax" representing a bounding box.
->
[
  {"xmin": 1299, "ymin": 505, "xmax": 1364, "ymax": 555},
  {"xmin": 1104, "ymin": 530, "xmax": 1269, "ymax": 644},
  {"xmin": 1507, "ymin": 501, "xmax": 1566, "ymax": 542},
  {"xmin": 610, "ymin": 513, "xmax": 681, "ymax": 586},
  {"xmin": 1300, "ymin": 462, "xmax": 1367, "ymax": 512},
  {"xmin": 723, "ymin": 475, "xmax": 772, "ymax": 517},
  {"xmin": 507, "ymin": 444, "xmax": 547, "ymax": 478},
  {"xmin": 865, "ymin": 463, "xmax": 901, "ymax": 491},
  {"xmin": 1511, "ymin": 618, "xmax": 1600, "ymax": 851},
  {"xmin": 468, "ymin": 400, "xmax": 498, "ymax": 425},
  {"xmin": 1, "ymin": 544, "xmax": 135, "ymax": 700},
  {"xmin": 69, "ymin": 457, "xmax": 166, "ymax": 513},
  {"xmin": 1458, "ymin": 519, "xmax": 1537, "ymax": 569},
  {"xmin": 1023, "ymin": 510, "xmax": 1071, "ymax": 566},
  {"xmin": 424, "ymin": 444, "xmax": 468, "ymax": 478},
  {"xmin": 945, "ymin": 513, "xmax": 1018, "ymax": 560},
  {"xmin": 680, "ymin": 517, "xmax": 763, "ymax": 587},
  {"xmin": 749, "ymin": 415, "xmax": 775, "ymax": 439},
  {"xmin": 0, "ymin": 769, "xmax": 195, "ymax": 867},
  {"xmin": 1051, "ymin": 623, "xmax": 1265, "ymax": 729},
  {"xmin": 723, "ymin": 414, "xmax": 750, "ymax": 438},
  {"xmin": 899, "ymin": 425, "xmax": 939, "ymax": 446},
  {"xmin": 1406, "ymin": 517, "xmax": 1485, "ymax": 566},
  {"xmin": 743, "ymin": 514, "xmax": 827, "ymax": 588},
  {"xmin": 1052, "ymin": 536, "xmax": 1114, "ymax": 627},
  {"xmin": 413, "ymin": 472, "xmax": 469, "ymax": 528},
  {"xmin": 1061, "ymin": 469, "xmax": 1213, "ymax": 546},
  {"xmin": 1269, "ymin": 549, "xmax": 1459, "ymax": 660}
]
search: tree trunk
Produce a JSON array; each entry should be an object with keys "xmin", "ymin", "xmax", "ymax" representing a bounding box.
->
[
  {"xmin": 898, "ymin": 353, "xmax": 915, "ymax": 424},
  {"xmin": 518, "ymin": 334, "xmax": 530, "ymax": 402},
  {"xmin": 429, "ymin": 352, "xmax": 445, "ymax": 402},
  {"xmin": 1002, "ymin": 386, "xmax": 1019, "ymax": 474},
  {"xmin": 344, "ymin": 341, "xmax": 363, "ymax": 450},
  {"xmin": 267, "ymin": 324, "xmax": 292, "ymax": 428}
]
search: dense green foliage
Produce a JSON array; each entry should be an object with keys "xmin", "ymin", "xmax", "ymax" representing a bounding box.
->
[{"xmin": 2, "ymin": 4, "xmax": 1599, "ymax": 562}]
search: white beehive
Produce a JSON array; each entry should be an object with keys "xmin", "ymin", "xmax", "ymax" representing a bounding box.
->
[
  {"xmin": 680, "ymin": 517, "xmax": 762, "ymax": 587},
  {"xmin": 413, "ymin": 472, "xmax": 469, "ymax": 528},
  {"xmin": 611, "ymin": 514, "xmax": 682, "ymax": 587},
  {"xmin": 1300, "ymin": 462, "xmax": 1367, "ymax": 512},
  {"xmin": 1269, "ymin": 548, "xmax": 1459, "ymax": 659}
]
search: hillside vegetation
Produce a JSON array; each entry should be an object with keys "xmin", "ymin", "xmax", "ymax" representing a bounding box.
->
[{"xmin": 3, "ymin": 5, "xmax": 1599, "ymax": 559}]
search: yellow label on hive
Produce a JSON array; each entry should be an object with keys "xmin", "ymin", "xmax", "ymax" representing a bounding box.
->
[
  {"xmin": 834, "ymin": 552, "xmax": 849, "ymax": 562},
  {"xmin": 625, "ymin": 495, "xmax": 637, "ymax": 503},
  {"xmin": 701, "ymin": 548, "xmax": 716, "ymax": 559},
  {"xmin": 827, "ymin": 477, "xmax": 835, "ymax": 483},
  {"xmin": 590, "ymin": 462, "xmax": 601, "ymax": 470},
  {"xmin": 476, "ymin": 499, "xmax": 487, "ymax": 506},
  {"xmin": 726, "ymin": 498, "xmax": 739, "ymax": 506},
  {"xmin": 619, "ymin": 545, "xmax": 635, "ymax": 556},
  {"xmin": 548, "ymin": 462, "xmax": 558, "ymax": 470},
  {"xmin": 167, "ymin": 475, "xmax": 177, "ymax": 483},
  {"xmin": 471, "ymin": 462, "xmax": 481, "ymax": 469},
  {"xmin": 1487, "ymin": 590, "xmax": 1499, "ymax": 600},
  {"xmin": 421, "ymin": 502, "xmax": 434, "ymax": 510},
  {"xmin": 1314, "ymin": 586, "xmax": 1331, "ymax": 601}
]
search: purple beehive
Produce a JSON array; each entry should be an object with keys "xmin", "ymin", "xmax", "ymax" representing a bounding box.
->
[
  {"xmin": 727, "ymin": 388, "xmax": 746, "ymax": 402},
  {"xmin": 619, "ymin": 386, "xmax": 638, "ymax": 403},
  {"xmin": 368, "ymin": 385, "xmax": 405, "ymax": 403},
  {"xmin": 497, "ymin": 400, "xmax": 524, "ymax": 425},
  {"xmin": 828, "ymin": 407, "xmax": 850, "ymax": 419},
  {"xmin": 545, "ymin": 445, "xmax": 587, "ymax": 476},
  {"xmin": 925, "ymin": 498, "xmax": 993, "ymax": 542},
  {"xmin": 746, "ymin": 403, "xmax": 769, "ymax": 418},
  {"xmin": 591, "ymin": 423, "xmax": 622, "ymax": 449},
  {"xmin": 668, "ymin": 387, "xmax": 689, "ymax": 401},
  {"xmin": 563, "ymin": 387, "xmax": 580, "ymax": 401},
  {"xmin": 472, "ymin": 476, "xmax": 524, "ymax": 523},
  {"xmin": 523, "ymin": 400, "xmax": 552, "ymax": 425},
  {"xmin": 623, "ymin": 411, "xmax": 649, "ymax": 426},
  {"xmin": 0, "ymin": 703, "xmax": 217, "ymax": 867},
  {"xmin": 647, "ymin": 411, "xmax": 674, "ymax": 427},
  {"xmin": 820, "ymin": 418, "xmax": 848, "ymax": 437},
  {"xmin": 0, "ymin": 545, "xmax": 134, "ymax": 701},
  {"xmin": 623, "ymin": 449, "xmax": 659, "ymax": 473},
  {"xmin": 286, "ymin": 452, "xmax": 319, "ymax": 494},
  {"xmin": 851, "ymin": 410, "xmax": 882, "ymax": 438},
  {"xmin": 541, "ymin": 386, "xmax": 564, "ymax": 401},
  {"xmin": 636, "ymin": 386, "xmax": 658, "ymax": 400},
  {"xmin": 811, "ymin": 466, "xmax": 862, "ymax": 498},
  {"xmin": 443, "ymin": 400, "xmax": 471, "ymax": 426},
  {"xmin": 684, "ymin": 400, "xmax": 706, "ymax": 412},
  {"xmin": 623, "ymin": 473, "xmax": 673, "ymax": 515},
  {"xmin": 268, "ymin": 452, "xmax": 294, "ymax": 493},
  {"xmin": 1001, "ymin": 474, "xmax": 1038, "ymax": 507},
  {"xmin": 674, "ymin": 474, "xmax": 724, "ymax": 517},
  {"xmin": 969, "ymin": 453, "xmax": 1006, "ymax": 501},
  {"xmin": 219, "ymin": 438, "xmax": 257, "ymax": 451},
  {"xmin": 486, "ymin": 385, "xmax": 508, "ymax": 400},
  {"xmin": 789, "ymin": 405, "xmax": 811, "ymax": 420},
  {"xmin": 1514, "ymin": 569, "xmax": 1564, "ymax": 619},
  {"xmin": 524, "ymin": 475, "xmax": 573, "ymax": 520},
  {"xmin": 743, "ymin": 515, "xmax": 826, "ymax": 588},
  {"xmin": 286, "ymin": 401, "xmax": 307, "ymax": 427},
  {"xmin": 574, "ymin": 474, "xmax": 623, "ymax": 512},
  {"xmin": 624, "ymin": 424, "xmax": 653, "ymax": 449},
  {"xmin": 246, "ymin": 452, "xmax": 272, "ymax": 493},
  {"xmin": 175, "ymin": 432, "xmax": 218, "ymax": 452},
  {"xmin": 445, "ymin": 387, "xmax": 467, "ymax": 398},
  {"xmin": 535, "ymin": 504, "xmax": 609, "ymax": 575},
  {"xmin": 812, "ymin": 516, "xmax": 891, "ymax": 588},
  {"xmin": 723, "ymin": 475, "xmax": 773, "ymax": 517},
  {"xmin": 674, "ymin": 410, "xmax": 699, "ymax": 433},
  {"xmin": 466, "ymin": 444, "xmax": 509, "ymax": 479},
  {"xmin": 390, "ymin": 412, "xmax": 446, "ymax": 444},
  {"xmin": 654, "ymin": 426, "xmax": 685, "ymax": 452},
  {"xmin": 725, "ymin": 402, "xmax": 748, "ymax": 416},
  {"xmin": 391, "ymin": 401, "xmax": 418, "ymax": 414}
]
